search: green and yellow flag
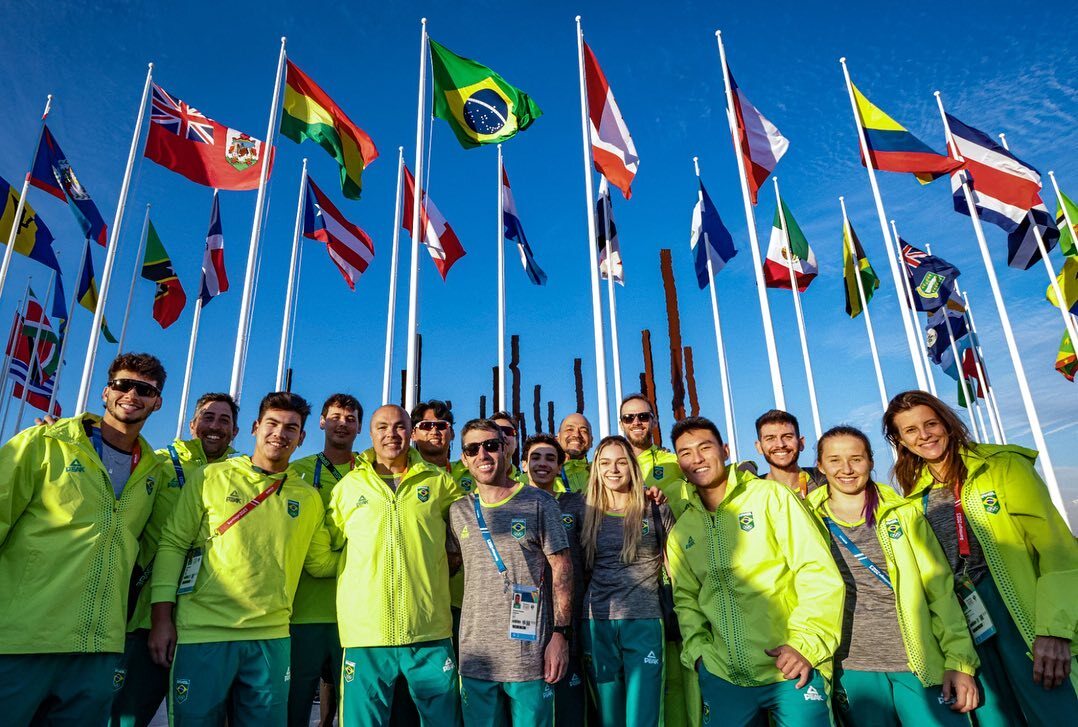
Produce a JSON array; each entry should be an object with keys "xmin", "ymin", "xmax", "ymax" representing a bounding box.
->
[
  {"xmin": 1057, "ymin": 330, "xmax": 1076, "ymax": 382},
  {"xmin": 140, "ymin": 221, "xmax": 186, "ymax": 329},
  {"xmin": 1054, "ymin": 189, "xmax": 1078, "ymax": 258},
  {"xmin": 1046, "ymin": 255, "xmax": 1078, "ymax": 317},
  {"xmin": 842, "ymin": 219, "xmax": 879, "ymax": 318},
  {"xmin": 429, "ymin": 39, "xmax": 542, "ymax": 149}
]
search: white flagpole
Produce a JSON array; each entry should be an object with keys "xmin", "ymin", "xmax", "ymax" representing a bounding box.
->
[
  {"xmin": 0, "ymin": 95, "xmax": 52, "ymax": 306},
  {"xmin": 48, "ymin": 245, "xmax": 86, "ymax": 414},
  {"xmin": 602, "ymin": 187, "xmax": 624, "ymax": 413},
  {"xmin": 14, "ymin": 272, "xmax": 56, "ymax": 432},
  {"xmin": 1048, "ymin": 171, "xmax": 1076, "ymax": 249},
  {"xmin": 715, "ymin": 31, "xmax": 785, "ymax": 409},
  {"xmin": 0, "ymin": 279, "xmax": 32, "ymax": 433},
  {"xmin": 575, "ymin": 16, "xmax": 611, "ymax": 437},
  {"xmin": 940, "ymin": 303, "xmax": 981, "ymax": 441},
  {"xmin": 175, "ymin": 296, "xmax": 202, "ymax": 440},
  {"xmin": 497, "ymin": 144, "xmax": 507, "ymax": 410},
  {"xmin": 773, "ymin": 178, "xmax": 822, "ymax": 439},
  {"xmin": 840, "ymin": 197, "xmax": 889, "ymax": 414},
  {"xmin": 381, "ymin": 147, "xmax": 405, "ymax": 405},
  {"xmin": 957, "ymin": 285, "xmax": 1006, "ymax": 443},
  {"xmin": 840, "ymin": 59, "xmax": 930, "ymax": 392},
  {"xmin": 229, "ymin": 39, "xmax": 286, "ymax": 403},
  {"xmin": 404, "ymin": 19, "xmax": 429, "ymax": 414},
  {"xmin": 116, "ymin": 204, "xmax": 151, "ymax": 353},
  {"xmin": 889, "ymin": 220, "xmax": 938, "ymax": 396},
  {"xmin": 276, "ymin": 161, "xmax": 307, "ymax": 391},
  {"xmin": 75, "ymin": 65, "xmax": 153, "ymax": 415},
  {"xmin": 934, "ymin": 91, "xmax": 1068, "ymax": 526},
  {"xmin": 694, "ymin": 157, "xmax": 739, "ymax": 460}
]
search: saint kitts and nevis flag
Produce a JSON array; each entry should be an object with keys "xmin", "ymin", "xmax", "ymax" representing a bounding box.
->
[
  {"xmin": 302, "ymin": 174, "xmax": 375, "ymax": 291},
  {"xmin": 140, "ymin": 221, "xmax": 186, "ymax": 328},
  {"xmin": 842, "ymin": 219, "xmax": 879, "ymax": 318},
  {"xmin": 764, "ymin": 199, "xmax": 817, "ymax": 291},
  {"xmin": 582, "ymin": 41, "xmax": 638, "ymax": 199},
  {"xmin": 852, "ymin": 84, "xmax": 959, "ymax": 183},
  {"xmin": 29, "ymin": 125, "xmax": 108, "ymax": 246},
  {"xmin": 401, "ymin": 165, "xmax": 466, "ymax": 280},
  {"xmin": 689, "ymin": 179, "xmax": 738, "ymax": 289}
]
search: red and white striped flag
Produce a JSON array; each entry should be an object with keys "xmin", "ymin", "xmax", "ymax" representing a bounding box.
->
[
  {"xmin": 728, "ymin": 68, "xmax": 788, "ymax": 205},
  {"xmin": 199, "ymin": 190, "xmax": 228, "ymax": 305},
  {"xmin": 583, "ymin": 41, "xmax": 639, "ymax": 199},
  {"xmin": 402, "ymin": 165, "xmax": 466, "ymax": 280},
  {"xmin": 303, "ymin": 174, "xmax": 375, "ymax": 290}
]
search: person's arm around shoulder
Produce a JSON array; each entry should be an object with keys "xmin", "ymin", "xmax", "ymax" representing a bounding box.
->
[
  {"xmin": 303, "ymin": 491, "xmax": 340, "ymax": 578},
  {"xmin": 0, "ymin": 427, "xmax": 44, "ymax": 547},
  {"xmin": 666, "ymin": 516, "xmax": 712, "ymax": 671}
]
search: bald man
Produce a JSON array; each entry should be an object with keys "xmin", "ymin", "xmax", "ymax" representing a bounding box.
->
[{"xmin": 556, "ymin": 414, "xmax": 593, "ymax": 494}]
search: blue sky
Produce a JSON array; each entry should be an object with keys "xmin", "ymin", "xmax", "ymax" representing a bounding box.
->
[{"xmin": 2, "ymin": 1, "xmax": 1075, "ymax": 517}]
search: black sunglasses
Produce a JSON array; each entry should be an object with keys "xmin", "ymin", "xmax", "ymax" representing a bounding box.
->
[
  {"xmin": 461, "ymin": 438, "xmax": 503, "ymax": 457},
  {"xmin": 620, "ymin": 412, "xmax": 654, "ymax": 424},
  {"xmin": 108, "ymin": 378, "xmax": 160, "ymax": 398},
  {"xmin": 498, "ymin": 425, "xmax": 517, "ymax": 437},
  {"xmin": 415, "ymin": 420, "xmax": 450, "ymax": 432}
]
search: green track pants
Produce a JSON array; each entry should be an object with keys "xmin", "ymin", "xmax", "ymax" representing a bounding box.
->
[{"xmin": 582, "ymin": 618, "xmax": 666, "ymax": 727}]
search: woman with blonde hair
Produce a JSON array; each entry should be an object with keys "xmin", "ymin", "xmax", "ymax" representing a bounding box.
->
[{"xmin": 580, "ymin": 435, "xmax": 674, "ymax": 727}]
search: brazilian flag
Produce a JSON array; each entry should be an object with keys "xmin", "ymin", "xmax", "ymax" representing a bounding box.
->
[{"xmin": 429, "ymin": 39, "xmax": 542, "ymax": 149}]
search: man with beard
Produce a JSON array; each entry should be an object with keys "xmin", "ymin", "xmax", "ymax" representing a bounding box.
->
[
  {"xmin": 618, "ymin": 394, "xmax": 687, "ymax": 515},
  {"xmin": 0, "ymin": 353, "xmax": 172, "ymax": 724},
  {"xmin": 112, "ymin": 392, "xmax": 240, "ymax": 727},
  {"xmin": 287, "ymin": 393, "xmax": 363, "ymax": 727},
  {"xmin": 556, "ymin": 413, "xmax": 593, "ymax": 494},
  {"xmin": 754, "ymin": 410, "xmax": 825, "ymax": 499},
  {"xmin": 412, "ymin": 399, "xmax": 455, "ymax": 472}
]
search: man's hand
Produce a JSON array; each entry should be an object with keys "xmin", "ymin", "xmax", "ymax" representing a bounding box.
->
[
  {"xmin": 33, "ymin": 415, "xmax": 58, "ymax": 427},
  {"xmin": 1033, "ymin": 636, "xmax": 1072, "ymax": 690},
  {"xmin": 764, "ymin": 645, "xmax": 812, "ymax": 688},
  {"xmin": 644, "ymin": 486, "xmax": 667, "ymax": 505},
  {"xmin": 941, "ymin": 670, "xmax": 978, "ymax": 712},
  {"xmin": 544, "ymin": 632, "xmax": 569, "ymax": 684},
  {"xmin": 148, "ymin": 602, "xmax": 177, "ymax": 667}
]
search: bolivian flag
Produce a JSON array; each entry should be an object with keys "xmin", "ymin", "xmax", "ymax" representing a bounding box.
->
[
  {"xmin": 429, "ymin": 39, "xmax": 542, "ymax": 149},
  {"xmin": 141, "ymin": 221, "xmax": 186, "ymax": 329},
  {"xmin": 842, "ymin": 219, "xmax": 879, "ymax": 318}
]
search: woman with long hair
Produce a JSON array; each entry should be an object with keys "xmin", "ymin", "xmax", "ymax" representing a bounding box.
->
[
  {"xmin": 807, "ymin": 426, "xmax": 978, "ymax": 725},
  {"xmin": 883, "ymin": 390, "xmax": 1078, "ymax": 725},
  {"xmin": 580, "ymin": 435, "xmax": 674, "ymax": 727}
]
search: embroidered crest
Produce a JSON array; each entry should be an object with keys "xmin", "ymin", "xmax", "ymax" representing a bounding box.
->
[
  {"xmin": 653, "ymin": 466, "xmax": 665, "ymax": 480},
  {"xmin": 287, "ymin": 499, "xmax": 300, "ymax": 518},
  {"xmin": 561, "ymin": 514, "xmax": 575, "ymax": 529},
  {"xmin": 885, "ymin": 518, "xmax": 904, "ymax": 539},
  {"xmin": 343, "ymin": 661, "xmax": 355, "ymax": 683},
  {"xmin": 981, "ymin": 491, "xmax": 1000, "ymax": 514},
  {"xmin": 460, "ymin": 476, "xmax": 474, "ymax": 493},
  {"xmin": 738, "ymin": 511, "xmax": 755, "ymax": 532},
  {"xmin": 175, "ymin": 679, "xmax": 190, "ymax": 704},
  {"xmin": 417, "ymin": 485, "xmax": 431, "ymax": 503},
  {"xmin": 511, "ymin": 518, "xmax": 526, "ymax": 540}
]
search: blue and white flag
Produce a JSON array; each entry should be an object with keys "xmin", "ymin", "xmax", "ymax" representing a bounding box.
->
[
  {"xmin": 690, "ymin": 180, "xmax": 738, "ymax": 289},
  {"xmin": 926, "ymin": 307, "xmax": 972, "ymax": 380},
  {"xmin": 501, "ymin": 165, "xmax": 546, "ymax": 286},
  {"xmin": 199, "ymin": 190, "xmax": 229, "ymax": 305}
]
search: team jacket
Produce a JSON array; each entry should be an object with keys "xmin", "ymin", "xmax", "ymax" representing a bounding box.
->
[
  {"xmin": 0, "ymin": 414, "xmax": 169, "ymax": 653},
  {"xmin": 666, "ymin": 468, "xmax": 844, "ymax": 685},
  {"xmin": 637, "ymin": 445, "xmax": 690, "ymax": 516},
  {"xmin": 560, "ymin": 457, "xmax": 590, "ymax": 494},
  {"xmin": 149, "ymin": 456, "xmax": 338, "ymax": 644},
  {"xmin": 806, "ymin": 484, "xmax": 979, "ymax": 685}
]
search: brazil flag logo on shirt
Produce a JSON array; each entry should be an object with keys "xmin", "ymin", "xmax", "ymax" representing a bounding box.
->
[
  {"xmin": 738, "ymin": 512, "xmax": 755, "ymax": 532},
  {"xmin": 287, "ymin": 499, "xmax": 300, "ymax": 518},
  {"xmin": 885, "ymin": 518, "xmax": 904, "ymax": 539},
  {"xmin": 511, "ymin": 518, "xmax": 527, "ymax": 540},
  {"xmin": 175, "ymin": 679, "xmax": 190, "ymax": 704},
  {"xmin": 981, "ymin": 491, "xmax": 1000, "ymax": 514},
  {"xmin": 561, "ymin": 514, "xmax": 575, "ymax": 530},
  {"xmin": 417, "ymin": 485, "xmax": 431, "ymax": 503},
  {"xmin": 653, "ymin": 466, "xmax": 665, "ymax": 480}
]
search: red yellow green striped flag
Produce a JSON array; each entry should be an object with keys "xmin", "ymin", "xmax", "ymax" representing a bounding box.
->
[{"xmin": 1057, "ymin": 330, "xmax": 1076, "ymax": 382}]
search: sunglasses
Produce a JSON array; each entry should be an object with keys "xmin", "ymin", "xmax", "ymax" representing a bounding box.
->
[
  {"xmin": 498, "ymin": 425, "xmax": 517, "ymax": 438},
  {"xmin": 108, "ymin": 378, "xmax": 160, "ymax": 398},
  {"xmin": 415, "ymin": 420, "xmax": 450, "ymax": 432},
  {"xmin": 461, "ymin": 438, "xmax": 503, "ymax": 457},
  {"xmin": 620, "ymin": 412, "xmax": 654, "ymax": 424}
]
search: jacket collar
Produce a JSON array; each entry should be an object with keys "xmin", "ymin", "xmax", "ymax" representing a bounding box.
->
[
  {"xmin": 682, "ymin": 465, "xmax": 757, "ymax": 515},
  {"xmin": 806, "ymin": 481, "xmax": 904, "ymax": 520}
]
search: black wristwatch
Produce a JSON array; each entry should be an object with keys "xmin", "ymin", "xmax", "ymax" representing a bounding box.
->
[{"xmin": 552, "ymin": 625, "xmax": 572, "ymax": 637}]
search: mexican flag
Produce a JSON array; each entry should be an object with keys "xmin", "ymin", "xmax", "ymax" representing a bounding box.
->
[{"xmin": 764, "ymin": 198, "xmax": 817, "ymax": 291}]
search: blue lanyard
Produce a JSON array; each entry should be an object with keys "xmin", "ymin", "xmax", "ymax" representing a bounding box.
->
[
  {"xmin": 823, "ymin": 516, "xmax": 893, "ymax": 590},
  {"xmin": 167, "ymin": 444, "xmax": 186, "ymax": 487},
  {"xmin": 314, "ymin": 453, "xmax": 352, "ymax": 489},
  {"xmin": 921, "ymin": 489, "xmax": 930, "ymax": 515},
  {"xmin": 559, "ymin": 466, "xmax": 570, "ymax": 490},
  {"xmin": 89, "ymin": 425, "xmax": 140, "ymax": 474},
  {"xmin": 472, "ymin": 494, "xmax": 511, "ymax": 592}
]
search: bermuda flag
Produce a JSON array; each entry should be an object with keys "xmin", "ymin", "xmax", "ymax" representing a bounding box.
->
[
  {"xmin": 690, "ymin": 178, "xmax": 738, "ymax": 289},
  {"xmin": 302, "ymin": 174, "xmax": 375, "ymax": 291},
  {"xmin": 401, "ymin": 165, "xmax": 466, "ymax": 280},
  {"xmin": 764, "ymin": 198, "xmax": 817, "ymax": 291},
  {"xmin": 596, "ymin": 178, "xmax": 623, "ymax": 284},
  {"xmin": 199, "ymin": 191, "xmax": 228, "ymax": 305},
  {"xmin": 583, "ymin": 41, "xmax": 639, "ymax": 199},
  {"xmin": 501, "ymin": 163, "xmax": 546, "ymax": 285},
  {"xmin": 29, "ymin": 125, "xmax": 108, "ymax": 246},
  {"xmin": 727, "ymin": 68, "xmax": 788, "ymax": 205}
]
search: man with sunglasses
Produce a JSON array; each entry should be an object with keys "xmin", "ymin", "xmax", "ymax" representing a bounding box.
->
[
  {"xmin": 491, "ymin": 411, "xmax": 529, "ymax": 484},
  {"xmin": 412, "ymin": 399, "xmax": 456, "ymax": 471},
  {"xmin": 556, "ymin": 413, "xmax": 593, "ymax": 493},
  {"xmin": 619, "ymin": 394, "xmax": 687, "ymax": 516},
  {"xmin": 448, "ymin": 420, "xmax": 573, "ymax": 726},
  {"xmin": 0, "ymin": 353, "xmax": 173, "ymax": 725}
]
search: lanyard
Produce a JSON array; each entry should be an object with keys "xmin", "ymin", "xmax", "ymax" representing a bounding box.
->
[
  {"xmin": 167, "ymin": 444, "xmax": 185, "ymax": 487},
  {"xmin": 559, "ymin": 466, "xmax": 571, "ymax": 490},
  {"xmin": 822, "ymin": 516, "xmax": 893, "ymax": 590},
  {"xmin": 213, "ymin": 476, "xmax": 286, "ymax": 538},
  {"xmin": 314, "ymin": 452, "xmax": 354, "ymax": 489},
  {"xmin": 472, "ymin": 494, "xmax": 512, "ymax": 593},
  {"xmin": 922, "ymin": 486, "xmax": 971, "ymax": 558},
  {"xmin": 89, "ymin": 424, "xmax": 141, "ymax": 475}
]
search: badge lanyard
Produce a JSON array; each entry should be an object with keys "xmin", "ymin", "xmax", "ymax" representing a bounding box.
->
[
  {"xmin": 921, "ymin": 485, "xmax": 971, "ymax": 558},
  {"xmin": 822, "ymin": 516, "xmax": 893, "ymax": 589},
  {"xmin": 90, "ymin": 424, "xmax": 141, "ymax": 475},
  {"xmin": 212, "ymin": 476, "xmax": 287, "ymax": 538},
  {"xmin": 167, "ymin": 444, "xmax": 186, "ymax": 487},
  {"xmin": 559, "ymin": 466, "xmax": 571, "ymax": 491},
  {"xmin": 314, "ymin": 453, "xmax": 354, "ymax": 489},
  {"xmin": 473, "ymin": 494, "xmax": 512, "ymax": 593}
]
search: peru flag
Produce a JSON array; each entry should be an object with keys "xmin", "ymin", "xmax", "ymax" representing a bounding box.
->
[
  {"xmin": 401, "ymin": 165, "xmax": 466, "ymax": 280},
  {"xmin": 303, "ymin": 175, "xmax": 375, "ymax": 291},
  {"xmin": 199, "ymin": 190, "xmax": 228, "ymax": 305},
  {"xmin": 583, "ymin": 42, "xmax": 639, "ymax": 199},
  {"xmin": 728, "ymin": 69, "xmax": 788, "ymax": 205}
]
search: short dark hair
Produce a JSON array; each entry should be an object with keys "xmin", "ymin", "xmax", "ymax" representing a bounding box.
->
[
  {"xmin": 108, "ymin": 353, "xmax": 166, "ymax": 391},
  {"xmin": 193, "ymin": 392, "xmax": 238, "ymax": 422},
  {"xmin": 322, "ymin": 393, "xmax": 363, "ymax": 422},
  {"xmin": 461, "ymin": 418, "xmax": 504, "ymax": 442},
  {"xmin": 411, "ymin": 399, "xmax": 454, "ymax": 426},
  {"xmin": 619, "ymin": 393, "xmax": 653, "ymax": 415},
  {"xmin": 257, "ymin": 392, "xmax": 312, "ymax": 429},
  {"xmin": 490, "ymin": 410, "xmax": 515, "ymax": 423},
  {"xmin": 755, "ymin": 409, "xmax": 800, "ymax": 439},
  {"xmin": 523, "ymin": 434, "xmax": 565, "ymax": 465},
  {"xmin": 670, "ymin": 416, "xmax": 724, "ymax": 449}
]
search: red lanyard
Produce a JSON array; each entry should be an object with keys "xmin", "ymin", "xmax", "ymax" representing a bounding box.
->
[
  {"xmin": 953, "ymin": 484, "xmax": 971, "ymax": 557},
  {"xmin": 88, "ymin": 423, "xmax": 142, "ymax": 475},
  {"xmin": 214, "ymin": 477, "xmax": 285, "ymax": 537}
]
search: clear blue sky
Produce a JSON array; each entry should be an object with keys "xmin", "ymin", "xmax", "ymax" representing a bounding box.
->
[{"xmin": 2, "ymin": 1, "xmax": 1075, "ymax": 517}]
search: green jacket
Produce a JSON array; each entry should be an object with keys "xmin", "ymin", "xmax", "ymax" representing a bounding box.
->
[
  {"xmin": 806, "ymin": 484, "xmax": 979, "ymax": 684},
  {"xmin": 637, "ymin": 445, "xmax": 691, "ymax": 517},
  {"xmin": 560, "ymin": 457, "xmax": 590, "ymax": 494},
  {"xmin": 907, "ymin": 444, "xmax": 1078, "ymax": 652},
  {"xmin": 0, "ymin": 414, "xmax": 169, "ymax": 653},
  {"xmin": 149, "ymin": 456, "xmax": 338, "ymax": 644},
  {"xmin": 327, "ymin": 448, "xmax": 463, "ymax": 647},
  {"xmin": 666, "ymin": 468, "xmax": 844, "ymax": 685}
]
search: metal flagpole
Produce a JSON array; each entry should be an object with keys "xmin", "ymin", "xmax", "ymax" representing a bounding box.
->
[
  {"xmin": 1048, "ymin": 171, "xmax": 1076, "ymax": 250},
  {"xmin": 175, "ymin": 297, "xmax": 202, "ymax": 440},
  {"xmin": 381, "ymin": 147, "xmax": 405, "ymax": 405},
  {"xmin": 404, "ymin": 19, "xmax": 429, "ymax": 414},
  {"xmin": 575, "ymin": 16, "xmax": 611, "ymax": 437},
  {"xmin": 694, "ymin": 157, "xmax": 738, "ymax": 460},
  {"xmin": 889, "ymin": 220, "xmax": 937, "ymax": 396},
  {"xmin": 229, "ymin": 38, "xmax": 286, "ymax": 403},
  {"xmin": 48, "ymin": 246, "xmax": 88, "ymax": 414},
  {"xmin": 0, "ymin": 95, "xmax": 52, "ymax": 306},
  {"xmin": 957, "ymin": 284, "xmax": 1006, "ymax": 443},
  {"xmin": 602, "ymin": 184, "xmax": 624, "ymax": 414},
  {"xmin": 773, "ymin": 178, "xmax": 822, "ymax": 439},
  {"xmin": 0, "ymin": 279, "xmax": 32, "ymax": 434},
  {"xmin": 715, "ymin": 31, "xmax": 785, "ymax": 409},
  {"xmin": 14, "ymin": 273, "xmax": 56, "ymax": 432},
  {"xmin": 276, "ymin": 161, "xmax": 307, "ymax": 391},
  {"xmin": 116, "ymin": 204, "xmax": 151, "ymax": 353},
  {"xmin": 934, "ymin": 91, "xmax": 1068, "ymax": 527},
  {"xmin": 840, "ymin": 59, "xmax": 930, "ymax": 392},
  {"xmin": 76, "ymin": 65, "xmax": 153, "ymax": 415},
  {"xmin": 840, "ymin": 197, "xmax": 889, "ymax": 414},
  {"xmin": 497, "ymin": 145, "xmax": 507, "ymax": 410}
]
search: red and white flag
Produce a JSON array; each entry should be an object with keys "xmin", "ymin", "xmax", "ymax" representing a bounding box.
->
[
  {"xmin": 4, "ymin": 295, "xmax": 61, "ymax": 416},
  {"xmin": 583, "ymin": 42, "xmax": 639, "ymax": 199},
  {"xmin": 302, "ymin": 175, "xmax": 375, "ymax": 291},
  {"xmin": 728, "ymin": 68, "xmax": 788, "ymax": 204},
  {"xmin": 401, "ymin": 165, "xmax": 466, "ymax": 280},
  {"xmin": 199, "ymin": 190, "xmax": 228, "ymax": 305}
]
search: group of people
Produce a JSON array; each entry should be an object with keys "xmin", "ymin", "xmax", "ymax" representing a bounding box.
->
[{"xmin": 0, "ymin": 351, "xmax": 1074, "ymax": 727}]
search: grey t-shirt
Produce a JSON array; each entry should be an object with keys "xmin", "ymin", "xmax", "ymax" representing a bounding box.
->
[
  {"xmin": 100, "ymin": 441, "xmax": 134, "ymax": 499},
  {"xmin": 448, "ymin": 485, "xmax": 569, "ymax": 682},
  {"xmin": 924, "ymin": 484, "xmax": 989, "ymax": 584},
  {"xmin": 826, "ymin": 514, "xmax": 909, "ymax": 672},
  {"xmin": 555, "ymin": 492, "xmax": 586, "ymax": 620},
  {"xmin": 583, "ymin": 503, "xmax": 674, "ymax": 621}
]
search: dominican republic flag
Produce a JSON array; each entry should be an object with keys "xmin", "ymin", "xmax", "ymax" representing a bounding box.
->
[
  {"xmin": 925, "ymin": 307, "xmax": 972, "ymax": 381},
  {"xmin": 596, "ymin": 178, "xmax": 623, "ymax": 284},
  {"xmin": 690, "ymin": 179, "xmax": 738, "ymax": 289},
  {"xmin": 145, "ymin": 84, "xmax": 271, "ymax": 191},
  {"xmin": 302, "ymin": 174, "xmax": 375, "ymax": 291},
  {"xmin": 501, "ymin": 164, "xmax": 546, "ymax": 285},
  {"xmin": 401, "ymin": 165, "xmax": 465, "ymax": 280},
  {"xmin": 946, "ymin": 113, "xmax": 1059, "ymax": 269},
  {"xmin": 727, "ymin": 68, "xmax": 788, "ymax": 205},
  {"xmin": 900, "ymin": 240, "xmax": 961, "ymax": 312},
  {"xmin": 583, "ymin": 41, "xmax": 639, "ymax": 199},
  {"xmin": 764, "ymin": 197, "xmax": 817, "ymax": 291},
  {"xmin": 199, "ymin": 190, "xmax": 228, "ymax": 305},
  {"xmin": 29, "ymin": 125, "xmax": 108, "ymax": 246}
]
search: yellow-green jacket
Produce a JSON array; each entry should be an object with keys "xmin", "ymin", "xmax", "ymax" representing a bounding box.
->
[
  {"xmin": 666, "ymin": 468, "xmax": 844, "ymax": 686},
  {"xmin": 806, "ymin": 484, "xmax": 979, "ymax": 685},
  {"xmin": 907, "ymin": 444, "xmax": 1078, "ymax": 654},
  {"xmin": 637, "ymin": 445, "xmax": 691, "ymax": 517},
  {"xmin": 149, "ymin": 456, "xmax": 338, "ymax": 644},
  {"xmin": 560, "ymin": 457, "xmax": 590, "ymax": 494},
  {"xmin": 0, "ymin": 414, "xmax": 169, "ymax": 653},
  {"xmin": 327, "ymin": 448, "xmax": 463, "ymax": 647}
]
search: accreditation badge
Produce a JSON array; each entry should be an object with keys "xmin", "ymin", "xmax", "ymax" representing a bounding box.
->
[
  {"xmin": 508, "ymin": 584, "xmax": 540, "ymax": 642},
  {"xmin": 176, "ymin": 547, "xmax": 203, "ymax": 595},
  {"xmin": 956, "ymin": 574, "xmax": 996, "ymax": 644}
]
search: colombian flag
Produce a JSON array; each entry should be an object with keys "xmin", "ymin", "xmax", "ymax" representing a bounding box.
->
[{"xmin": 853, "ymin": 85, "xmax": 959, "ymax": 184}]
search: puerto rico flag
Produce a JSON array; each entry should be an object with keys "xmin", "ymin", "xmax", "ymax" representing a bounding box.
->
[
  {"xmin": 199, "ymin": 190, "xmax": 228, "ymax": 305},
  {"xmin": 401, "ymin": 165, "xmax": 466, "ymax": 280},
  {"xmin": 583, "ymin": 41, "xmax": 639, "ymax": 199},
  {"xmin": 29, "ymin": 125, "xmax": 108, "ymax": 246},
  {"xmin": 727, "ymin": 68, "xmax": 788, "ymax": 205},
  {"xmin": 303, "ymin": 174, "xmax": 375, "ymax": 290},
  {"xmin": 501, "ymin": 163, "xmax": 546, "ymax": 285}
]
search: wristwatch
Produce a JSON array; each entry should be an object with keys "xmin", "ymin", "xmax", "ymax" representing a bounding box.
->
[{"xmin": 552, "ymin": 625, "xmax": 572, "ymax": 638}]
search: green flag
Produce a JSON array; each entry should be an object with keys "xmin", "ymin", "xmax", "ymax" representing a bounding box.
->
[
  {"xmin": 842, "ymin": 220, "xmax": 879, "ymax": 318},
  {"xmin": 1057, "ymin": 330, "xmax": 1076, "ymax": 382},
  {"xmin": 429, "ymin": 38, "xmax": 542, "ymax": 149},
  {"xmin": 1054, "ymin": 189, "xmax": 1078, "ymax": 258}
]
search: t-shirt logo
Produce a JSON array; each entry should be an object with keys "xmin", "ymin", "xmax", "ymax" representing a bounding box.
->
[
  {"xmin": 175, "ymin": 679, "xmax": 190, "ymax": 704},
  {"xmin": 287, "ymin": 499, "xmax": 300, "ymax": 518},
  {"xmin": 561, "ymin": 514, "xmax": 575, "ymax": 529},
  {"xmin": 226, "ymin": 490, "xmax": 242, "ymax": 503},
  {"xmin": 738, "ymin": 512, "xmax": 755, "ymax": 532},
  {"xmin": 981, "ymin": 491, "xmax": 1000, "ymax": 514},
  {"xmin": 653, "ymin": 466, "xmax": 664, "ymax": 480},
  {"xmin": 417, "ymin": 485, "xmax": 431, "ymax": 503},
  {"xmin": 511, "ymin": 518, "xmax": 526, "ymax": 540},
  {"xmin": 885, "ymin": 518, "xmax": 904, "ymax": 539},
  {"xmin": 145, "ymin": 476, "xmax": 155, "ymax": 495},
  {"xmin": 460, "ymin": 525, "xmax": 470, "ymax": 539},
  {"xmin": 642, "ymin": 518, "xmax": 651, "ymax": 536},
  {"xmin": 702, "ymin": 702, "xmax": 711, "ymax": 724},
  {"xmin": 65, "ymin": 458, "xmax": 85, "ymax": 473},
  {"xmin": 460, "ymin": 476, "xmax": 474, "ymax": 493},
  {"xmin": 343, "ymin": 661, "xmax": 355, "ymax": 683}
]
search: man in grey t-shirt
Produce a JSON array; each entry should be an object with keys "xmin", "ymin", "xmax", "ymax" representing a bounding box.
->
[{"xmin": 448, "ymin": 420, "xmax": 573, "ymax": 727}]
